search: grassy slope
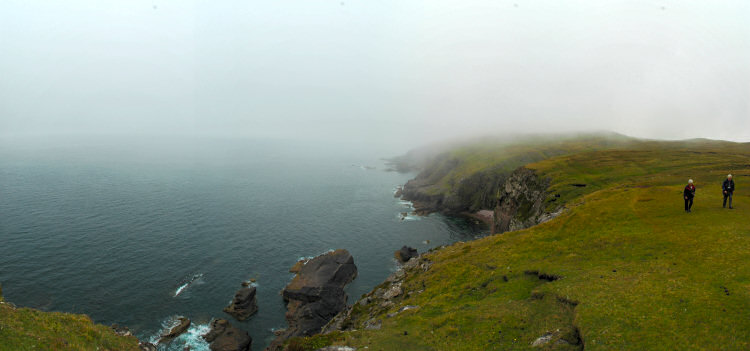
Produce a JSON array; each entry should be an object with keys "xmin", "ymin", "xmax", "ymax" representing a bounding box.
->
[
  {"xmin": 319, "ymin": 140, "xmax": 750, "ymax": 350},
  {"xmin": 412, "ymin": 133, "xmax": 638, "ymax": 197},
  {"xmin": 0, "ymin": 287, "xmax": 141, "ymax": 351}
]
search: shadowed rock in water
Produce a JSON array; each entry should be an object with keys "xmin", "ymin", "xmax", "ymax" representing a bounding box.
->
[
  {"xmin": 223, "ymin": 286, "xmax": 258, "ymax": 321},
  {"xmin": 203, "ymin": 319, "xmax": 251, "ymax": 351},
  {"xmin": 267, "ymin": 249, "xmax": 357, "ymax": 350},
  {"xmin": 394, "ymin": 246, "xmax": 418, "ymax": 263}
]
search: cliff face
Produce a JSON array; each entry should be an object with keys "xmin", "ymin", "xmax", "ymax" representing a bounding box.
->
[
  {"xmin": 401, "ymin": 157, "xmax": 561, "ymax": 233},
  {"xmin": 400, "ymin": 154, "xmax": 508, "ymax": 215},
  {"xmin": 493, "ymin": 167, "xmax": 561, "ymax": 234},
  {"xmin": 398, "ymin": 133, "xmax": 640, "ymax": 217}
]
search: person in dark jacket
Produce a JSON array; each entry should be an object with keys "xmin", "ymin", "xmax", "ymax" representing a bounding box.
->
[
  {"xmin": 683, "ymin": 179, "xmax": 696, "ymax": 213},
  {"xmin": 722, "ymin": 174, "xmax": 735, "ymax": 209}
]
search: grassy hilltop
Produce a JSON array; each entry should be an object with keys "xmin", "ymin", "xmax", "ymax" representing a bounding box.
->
[
  {"xmin": 298, "ymin": 135, "xmax": 750, "ymax": 350},
  {"xmin": 0, "ymin": 286, "xmax": 141, "ymax": 350}
]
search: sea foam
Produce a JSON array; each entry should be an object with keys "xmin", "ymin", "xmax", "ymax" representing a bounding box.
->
[
  {"xmin": 148, "ymin": 317, "xmax": 210, "ymax": 351},
  {"xmin": 174, "ymin": 273, "xmax": 203, "ymax": 297}
]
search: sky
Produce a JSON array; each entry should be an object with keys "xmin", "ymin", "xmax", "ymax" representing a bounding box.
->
[{"xmin": 1, "ymin": 0, "xmax": 749, "ymax": 145}]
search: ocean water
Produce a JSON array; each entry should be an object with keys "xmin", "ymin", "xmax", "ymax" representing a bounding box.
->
[{"xmin": 0, "ymin": 136, "xmax": 488, "ymax": 350}]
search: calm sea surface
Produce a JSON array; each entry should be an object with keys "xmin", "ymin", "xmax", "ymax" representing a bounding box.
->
[{"xmin": 0, "ymin": 136, "xmax": 488, "ymax": 350}]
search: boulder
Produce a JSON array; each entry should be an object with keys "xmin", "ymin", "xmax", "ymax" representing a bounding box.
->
[
  {"xmin": 394, "ymin": 246, "xmax": 418, "ymax": 263},
  {"xmin": 267, "ymin": 249, "xmax": 357, "ymax": 350},
  {"xmin": 381, "ymin": 283, "xmax": 402, "ymax": 299},
  {"xmin": 160, "ymin": 316, "xmax": 190, "ymax": 340},
  {"xmin": 203, "ymin": 319, "xmax": 252, "ymax": 351},
  {"xmin": 223, "ymin": 286, "xmax": 258, "ymax": 321}
]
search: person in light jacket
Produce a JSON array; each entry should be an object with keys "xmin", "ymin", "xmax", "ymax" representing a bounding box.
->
[{"xmin": 683, "ymin": 179, "xmax": 696, "ymax": 213}]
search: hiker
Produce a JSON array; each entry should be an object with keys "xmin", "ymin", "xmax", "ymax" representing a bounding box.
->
[
  {"xmin": 684, "ymin": 179, "xmax": 696, "ymax": 213},
  {"xmin": 722, "ymin": 174, "xmax": 735, "ymax": 209}
]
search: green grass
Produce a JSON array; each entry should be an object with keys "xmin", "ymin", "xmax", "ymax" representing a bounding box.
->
[
  {"xmin": 286, "ymin": 332, "xmax": 346, "ymax": 351},
  {"xmin": 0, "ymin": 287, "xmax": 140, "ymax": 351},
  {"xmin": 411, "ymin": 133, "xmax": 642, "ymax": 197},
  {"xmin": 315, "ymin": 140, "xmax": 750, "ymax": 350}
]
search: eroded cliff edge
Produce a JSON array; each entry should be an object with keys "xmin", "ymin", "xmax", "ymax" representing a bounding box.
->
[
  {"xmin": 398, "ymin": 133, "xmax": 635, "ymax": 226},
  {"xmin": 493, "ymin": 167, "xmax": 562, "ymax": 234},
  {"xmin": 402, "ymin": 161, "xmax": 563, "ymax": 234}
]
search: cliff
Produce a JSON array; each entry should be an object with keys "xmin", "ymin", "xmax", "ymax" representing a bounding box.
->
[
  {"xmin": 399, "ymin": 132, "xmax": 638, "ymax": 216},
  {"xmin": 290, "ymin": 136, "xmax": 750, "ymax": 350},
  {"xmin": 493, "ymin": 167, "xmax": 561, "ymax": 234}
]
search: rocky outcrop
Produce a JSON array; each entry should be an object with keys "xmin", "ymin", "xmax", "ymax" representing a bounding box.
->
[
  {"xmin": 493, "ymin": 167, "xmax": 561, "ymax": 234},
  {"xmin": 399, "ymin": 155, "xmax": 523, "ymax": 215},
  {"xmin": 399, "ymin": 154, "xmax": 462, "ymax": 214},
  {"xmin": 111, "ymin": 324, "xmax": 133, "ymax": 337},
  {"xmin": 323, "ymin": 257, "xmax": 431, "ymax": 334},
  {"xmin": 223, "ymin": 286, "xmax": 258, "ymax": 321},
  {"xmin": 203, "ymin": 319, "xmax": 252, "ymax": 351},
  {"xmin": 267, "ymin": 249, "xmax": 358, "ymax": 350},
  {"xmin": 394, "ymin": 246, "xmax": 418, "ymax": 263},
  {"xmin": 160, "ymin": 316, "xmax": 191, "ymax": 340}
]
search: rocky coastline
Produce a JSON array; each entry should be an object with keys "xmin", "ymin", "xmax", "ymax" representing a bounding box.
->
[
  {"xmin": 400, "ymin": 164, "xmax": 564, "ymax": 235},
  {"xmin": 2, "ymin": 147, "xmax": 566, "ymax": 351},
  {"xmin": 267, "ymin": 249, "xmax": 358, "ymax": 351},
  {"xmin": 322, "ymin": 253, "xmax": 432, "ymax": 335}
]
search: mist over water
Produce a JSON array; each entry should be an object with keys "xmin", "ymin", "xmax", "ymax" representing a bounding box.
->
[
  {"xmin": 1, "ymin": 1, "xmax": 749, "ymax": 348},
  {"xmin": 0, "ymin": 136, "xmax": 488, "ymax": 350}
]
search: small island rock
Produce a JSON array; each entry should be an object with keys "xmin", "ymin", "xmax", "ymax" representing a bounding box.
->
[
  {"xmin": 160, "ymin": 316, "xmax": 191, "ymax": 340},
  {"xmin": 223, "ymin": 286, "xmax": 258, "ymax": 321}
]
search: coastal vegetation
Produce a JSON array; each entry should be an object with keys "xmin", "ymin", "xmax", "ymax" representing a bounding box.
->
[
  {"xmin": 0, "ymin": 285, "xmax": 141, "ymax": 350},
  {"xmin": 3, "ymin": 134, "xmax": 749, "ymax": 350},
  {"xmin": 299, "ymin": 135, "xmax": 750, "ymax": 350}
]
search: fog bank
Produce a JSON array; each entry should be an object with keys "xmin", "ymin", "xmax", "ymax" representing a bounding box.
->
[{"xmin": 1, "ymin": 1, "xmax": 748, "ymax": 145}]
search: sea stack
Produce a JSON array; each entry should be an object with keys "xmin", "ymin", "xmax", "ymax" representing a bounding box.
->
[
  {"xmin": 267, "ymin": 249, "xmax": 357, "ymax": 350},
  {"xmin": 223, "ymin": 286, "xmax": 258, "ymax": 321}
]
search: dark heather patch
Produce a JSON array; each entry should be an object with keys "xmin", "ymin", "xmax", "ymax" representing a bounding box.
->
[
  {"xmin": 556, "ymin": 296, "xmax": 579, "ymax": 307},
  {"xmin": 524, "ymin": 270, "xmax": 561, "ymax": 282}
]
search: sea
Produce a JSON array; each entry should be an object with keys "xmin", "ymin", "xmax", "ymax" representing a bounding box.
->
[{"xmin": 0, "ymin": 136, "xmax": 489, "ymax": 350}]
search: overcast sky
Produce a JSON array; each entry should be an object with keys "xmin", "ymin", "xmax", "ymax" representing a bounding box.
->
[{"xmin": 1, "ymin": 0, "xmax": 748, "ymax": 145}]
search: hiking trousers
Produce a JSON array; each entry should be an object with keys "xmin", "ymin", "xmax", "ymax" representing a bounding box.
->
[
  {"xmin": 685, "ymin": 197, "xmax": 693, "ymax": 211},
  {"xmin": 723, "ymin": 193, "xmax": 733, "ymax": 208}
]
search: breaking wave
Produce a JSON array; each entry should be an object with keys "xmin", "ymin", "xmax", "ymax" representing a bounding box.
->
[{"xmin": 174, "ymin": 273, "xmax": 203, "ymax": 297}]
